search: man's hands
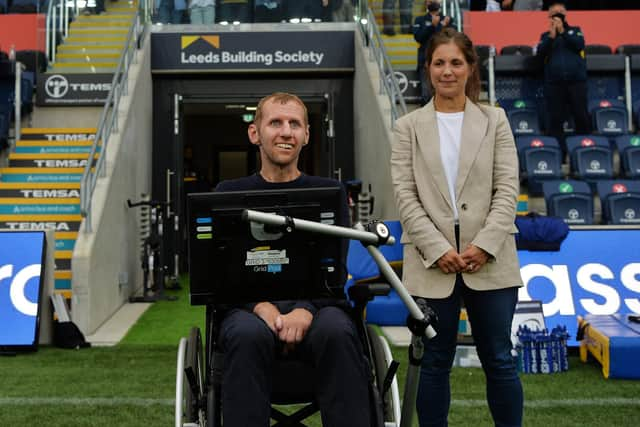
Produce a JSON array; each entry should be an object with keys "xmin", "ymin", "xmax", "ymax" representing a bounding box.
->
[
  {"xmin": 253, "ymin": 303, "xmax": 313, "ymax": 353},
  {"xmin": 436, "ymin": 244, "xmax": 489, "ymax": 274},
  {"xmin": 549, "ymin": 17, "xmax": 564, "ymax": 38}
]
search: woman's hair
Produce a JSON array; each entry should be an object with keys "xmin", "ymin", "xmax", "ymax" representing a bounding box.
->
[{"xmin": 424, "ymin": 28, "xmax": 481, "ymax": 103}]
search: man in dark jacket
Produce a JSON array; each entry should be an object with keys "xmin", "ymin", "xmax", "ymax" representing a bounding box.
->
[
  {"xmin": 536, "ymin": 1, "xmax": 591, "ymax": 146},
  {"xmin": 413, "ymin": 0, "xmax": 455, "ymax": 105}
]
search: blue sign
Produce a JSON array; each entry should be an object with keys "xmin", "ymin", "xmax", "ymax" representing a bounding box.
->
[
  {"xmin": 0, "ymin": 231, "xmax": 46, "ymax": 350},
  {"xmin": 518, "ymin": 228, "xmax": 640, "ymax": 345}
]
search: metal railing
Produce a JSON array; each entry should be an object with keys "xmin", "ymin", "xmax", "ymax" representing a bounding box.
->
[
  {"xmin": 80, "ymin": 15, "xmax": 143, "ymax": 232},
  {"xmin": 361, "ymin": 8, "xmax": 408, "ymax": 128},
  {"xmin": 46, "ymin": 0, "xmax": 73, "ymax": 64},
  {"xmin": 442, "ymin": 0, "xmax": 463, "ymax": 32}
]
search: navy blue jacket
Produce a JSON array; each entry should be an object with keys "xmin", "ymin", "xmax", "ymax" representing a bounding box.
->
[
  {"xmin": 536, "ymin": 24, "xmax": 587, "ymax": 83},
  {"xmin": 412, "ymin": 13, "xmax": 455, "ymax": 72}
]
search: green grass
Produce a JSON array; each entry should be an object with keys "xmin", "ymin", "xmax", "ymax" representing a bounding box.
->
[{"xmin": 1, "ymin": 282, "xmax": 639, "ymax": 426}]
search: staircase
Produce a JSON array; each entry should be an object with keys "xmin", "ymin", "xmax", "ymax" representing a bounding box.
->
[
  {"xmin": 49, "ymin": 2, "xmax": 138, "ymax": 74},
  {"xmin": 0, "ymin": 128, "xmax": 99, "ymax": 299}
]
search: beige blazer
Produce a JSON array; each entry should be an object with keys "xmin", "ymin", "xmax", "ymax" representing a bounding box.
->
[{"xmin": 390, "ymin": 99, "xmax": 523, "ymax": 298}]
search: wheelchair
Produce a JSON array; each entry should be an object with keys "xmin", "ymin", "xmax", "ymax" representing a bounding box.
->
[{"xmin": 175, "ymin": 211, "xmax": 436, "ymax": 427}]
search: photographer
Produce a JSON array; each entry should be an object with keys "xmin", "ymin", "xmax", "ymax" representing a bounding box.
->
[{"xmin": 536, "ymin": 1, "xmax": 591, "ymax": 147}]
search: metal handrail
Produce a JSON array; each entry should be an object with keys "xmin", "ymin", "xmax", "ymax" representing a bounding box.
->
[
  {"xmin": 361, "ymin": 7, "xmax": 408, "ymax": 128},
  {"xmin": 45, "ymin": 0, "xmax": 73, "ymax": 64},
  {"xmin": 80, "ymin": 15, "xmax": 142, "ymax": 232},
  {"xmin": 442, "ymin": 0, "xmax": 463, "ymax": 31}
]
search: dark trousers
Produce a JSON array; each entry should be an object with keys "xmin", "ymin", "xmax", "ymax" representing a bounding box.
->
[
  {"xmin": 220, "ymin": 306, "xmax": 372, "ymax": 427},
  {"xmin": 545, "ymin": 80, "xmax": 591, "ymax": 149},
  {"xmin": 416, "ymin": 277, "xmax": 523, "ymax": 427},
  {"xmin": 218, "ymin": 2, "xmax": 252, "ymax": 22},
  {"xmin": 383, "ymin": 0, "xmax": 414, "ymax": 33}
]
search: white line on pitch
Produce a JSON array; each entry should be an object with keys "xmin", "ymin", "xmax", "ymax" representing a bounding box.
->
[
  {"xmin": 1, "ymin": 397, "xmax": 639, "ymax": 408},
  {"xmin": 451, "ymin": 398, "xmax": 640, "ymax": 408},
  {"xmin": 0, "ymin": 397, "xmax": 174, "ymax": 406}
]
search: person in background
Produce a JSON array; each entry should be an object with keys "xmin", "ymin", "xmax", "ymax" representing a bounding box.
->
[
  {"xmin": 285, "ymin": 0, "xmax": 330, "ymax": 22},
  {"xmin": 188, "ymin": 0, "xmax": 215, "ymax": 24},
  {"xmin": 512, "ymin": 0, "xmax": 543, "ymax": 10},
  {"xmin": 218, "ymin": 0, "xmax": 252, "ymax": 23},
  {"xmin": 216, "ymin": 92, "xmax": 372, "ymax": 427},
  {"xmin": 536, "ymin": 1, "xmax": 590, "ymax": 148},
  {"xmin": 413, "ymin": 0, "xmax": 455, "ymax": 106},
  {"xmin": 391, "ymin": 28, "xmax": 524, "ymax": 427},
  {"xmin": 156, "ymin": 0, "xmax": 186, "ymax": 23},
  {"xmin": 383, "ymin": 0, "xmax": 414, "ymax": 35}
]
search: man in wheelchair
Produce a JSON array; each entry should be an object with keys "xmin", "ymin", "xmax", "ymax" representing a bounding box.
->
[{"xmin": 214, "ymin": 93, "xmax": 372, "ymax": 426}]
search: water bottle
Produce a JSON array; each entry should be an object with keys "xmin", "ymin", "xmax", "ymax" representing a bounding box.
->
[{"xmin": 8, "ymin": 44, "xmax": 15, "ymax": 61}]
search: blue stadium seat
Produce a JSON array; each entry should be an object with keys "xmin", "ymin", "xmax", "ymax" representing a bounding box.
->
[
  {"xmin": 507, "ymin": 107, "xmax": 541, "ymax": 136},
  {"xmin": 588, "ymin": 99, "xmax": 628, "ymax": 136},
  {"xmin": 515, "ymin": 136, "xmax": 563, "ymax": 195},
  {"xmin": 543, "ymin": 180, "xmax": 594, "ymax": 225},
  {"xmin": 613, "ymin": 135, "xmax": 640, "ymax": 179},
  {"xmin": 565, "ymin": 135, "xmax": 614, "ymax": 183},
  {"xmin": 596, "ymin": 180, "xmax": 640, "ymax": 225},
  {"xmin": 0, "ymin": 0, "xmax": 8, "ymax": 13}
]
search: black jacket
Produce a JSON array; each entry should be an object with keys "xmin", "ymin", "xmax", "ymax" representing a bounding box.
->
[
  {"xmin": 412, "ymin": 13, "xmax": 455, "ymax": 71},
  {"xmin": 536, "ymin": 24, "xmax": 587, "ymax": 82}
]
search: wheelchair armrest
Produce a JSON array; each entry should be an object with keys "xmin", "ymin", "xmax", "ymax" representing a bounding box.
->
[{"xmin": 348, "ymin": 282, "xmax": 391, "ymax": 306}]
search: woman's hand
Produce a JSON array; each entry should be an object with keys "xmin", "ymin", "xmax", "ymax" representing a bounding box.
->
[
  {"xmin": 460, "ymin": 244, "xmax": 489, "ymax": 273},
  {"xmin": 436, "ymin": 249, "xmax": 468, "ymax": 274}
]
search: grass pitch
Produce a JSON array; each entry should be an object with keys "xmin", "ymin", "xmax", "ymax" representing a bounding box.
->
[{"xmin": 1, "ymin": 284, "xmax": 638, "ymax": 426}]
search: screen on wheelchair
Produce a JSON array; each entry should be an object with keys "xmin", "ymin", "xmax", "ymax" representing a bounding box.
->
[{"xmin": 187, "ymin": 187, "xmax": 347, "ymax": 305}]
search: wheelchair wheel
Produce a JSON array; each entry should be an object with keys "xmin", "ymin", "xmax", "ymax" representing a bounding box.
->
[
  {"xmin": 176, "ymin": 327, "xmax": 205, "ymax": 427},
  {"xmin": 367, "ymin": 325, "xmax": 401, "ymax": 426}
]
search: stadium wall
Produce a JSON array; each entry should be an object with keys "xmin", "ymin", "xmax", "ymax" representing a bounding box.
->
[{"xmin": 71, "ymin": 36, "xmax": 153, "ymax": 335}]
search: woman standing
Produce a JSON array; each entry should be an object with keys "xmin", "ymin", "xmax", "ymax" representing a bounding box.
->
[{"xmin": 390, "ymin": 28, "xmax": 523, "ymax": 427}]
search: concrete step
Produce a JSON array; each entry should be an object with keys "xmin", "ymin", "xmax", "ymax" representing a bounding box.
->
[
  {"xmin": 68, "ymin": 28, "xmax": 129, "ymax": 36},
  {"xmin": 0, "ymin": 198, "xmax": 81, "ymax": 215},
  {"xmin": 19, "ymin": 128, "xmax": 97, "ymax": 139},
  {"xmin": 0, "ymin": 167, "xmax": 89, "ymax": 183},
  {"xmin": 63, "ymin": 36, "xmax": 127, "ymax": 45},
  {"xmin": 50, "ymin": 61, "xmax": 118, "ymax": 68},
  {"xmin": 56, "ymin": 52, "xmax": 120, "ymax": 62},
  {"xmin": 0, "ymin": 182, "xmax": 82, "ymax": 198},
  {"xmin": 72, "ymin": 20, "xmax": 133, "ymax": 28},
  {"xmin": 8, "ymin": 153, "xmax": 99, "ymax": 168},
  {"xmin": 58, "ymin": 45, "xmax": 122, "ymax": 54},
  {"xmin": 49, "ymin": 66, "xmax": 117, "ymax": 73}
]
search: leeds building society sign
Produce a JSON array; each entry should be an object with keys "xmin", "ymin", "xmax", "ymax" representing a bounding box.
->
[{"xmin": 151, "ymin": 31, "xmax": 354, "ymax": 72}]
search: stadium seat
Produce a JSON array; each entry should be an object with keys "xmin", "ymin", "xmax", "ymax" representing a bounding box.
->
[
  {"xmin": 585, "ymin": 44, "xmax": 613, "ymax": 55},
  {"xmin": 613, "ymin": 135, "xmax": 640, "ymax": 179},
  {"xmin": 588, "ymin": 98, "xmax": 628, "ymax": 135},
  {"xmin": 507, "ymin": 106, "xmax": 541, "ymax": 136},
  {"xmin": 565, "ymin": 135, "xmax": 614, "ymax": 183},
  {"xmin": 515, "ymin": 136, "xmax": 564, "ymax": 195},
  {"xmin": 616, "ymin": 44, "xmax": 640, "ymax": 55},
  {"xmin": 543, "ymin": 180, "xmax": 594, "ymax": 225},
  {"xmin": 500, "ymin": 45, "xmax": 534, "ymax": 56},
  {"xmin": 596, "ymin": 180, "xmax": 640, "ymax": 225},
  {"xmin": 0, "ymin": 0, "xmax": 7, "ymax": 13},
  {"xmin": 586, "ymin": 54, "xmax": 625, "ymax": 103}
]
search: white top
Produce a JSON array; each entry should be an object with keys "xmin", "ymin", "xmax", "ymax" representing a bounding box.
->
[
  {"xmin": 486, "ymin": 0, "xmax": 501, "ymax": 11},
  {"xmin": 436, "ymin": 111, "xmax": 464, "ymax": 221}
]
